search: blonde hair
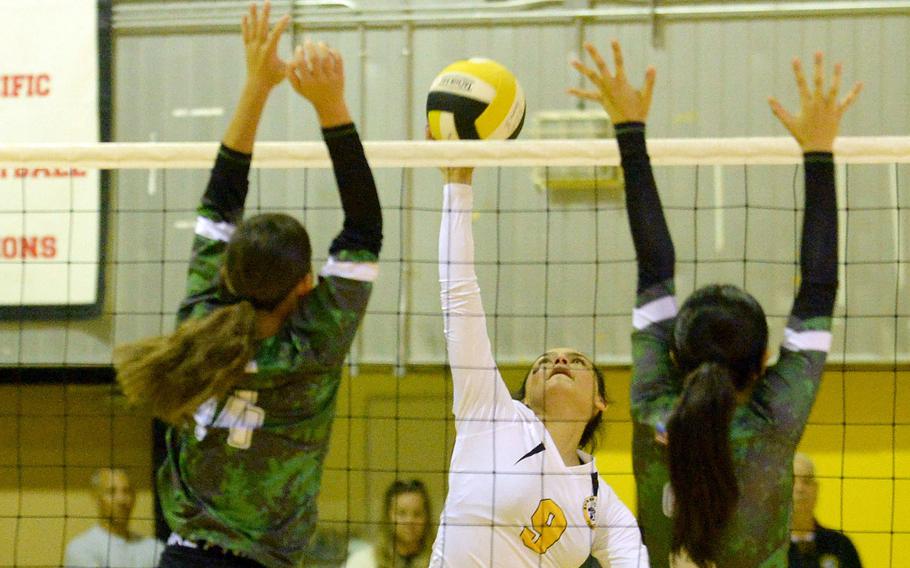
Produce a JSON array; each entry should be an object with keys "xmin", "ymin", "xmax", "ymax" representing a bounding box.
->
[{"xmin": 114, "ymin": 301, "xmax": 257, "ymax": 426}]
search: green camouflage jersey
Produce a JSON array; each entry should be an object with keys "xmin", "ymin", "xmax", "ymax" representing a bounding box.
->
[
  {"xmin": 158, "ymin": 125, "xmax": 382, "ymax": 568},
  {"xmin": 616, "ymin": 123, "xmax": 838, "ymax": 568},
  {"xmin": 631, "ymin": 281, "xmax": 832, "ymax": 568}
]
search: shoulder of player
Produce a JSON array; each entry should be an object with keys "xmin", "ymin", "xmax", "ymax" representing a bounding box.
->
[
  {"xmin": 321, "ymin": 251, "xmax": 380, "ymax": 282},
  {"xmin": 291, "ymin": 275, "xmax": 372, "ymax": 327}
]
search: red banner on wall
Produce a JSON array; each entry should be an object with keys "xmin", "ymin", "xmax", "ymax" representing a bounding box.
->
[{"xmin": 0, "ymin": 0, "xmax": 104, "ymax": 314}]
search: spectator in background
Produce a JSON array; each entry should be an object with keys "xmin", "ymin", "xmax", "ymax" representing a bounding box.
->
[
  {"xmin": 64, "ymin": 468, "xmax": 163, "ymax": 567},
  {"xmin": 789, "ymin": 453, "xmax": 862, "ymax": 568},
  {"xmin": 345, "ymin": 479, "xmax": 434, "ymax": 568}
]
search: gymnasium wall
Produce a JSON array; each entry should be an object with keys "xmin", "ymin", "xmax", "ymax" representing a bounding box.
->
[{"xmin": 1, "ymin": 1, "xmax": 908, "ymax": 366}]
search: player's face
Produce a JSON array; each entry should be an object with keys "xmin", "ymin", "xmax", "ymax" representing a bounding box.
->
[
  {"xmin": 96, "ymin": 470, "xmax": 135, "ymax": 526},
  {"xmin": 524, "ymin": 348, "xmax": 604, "ymax": 420},
  {"xmin": 390, "ymin": 491, "xmax": 427, "ymax": 548}
]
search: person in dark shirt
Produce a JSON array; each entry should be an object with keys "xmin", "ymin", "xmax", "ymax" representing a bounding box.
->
[
  {"xmin": 113, "ymin": 3, "xmax": 382, "ymax": 567},
  {"xmin": 570, "ymin": 41, "xmax": 861, "ymax": 567},
  {"xmin": 789, "ymin": 453, "xmax": 862, "ymax": 568}
]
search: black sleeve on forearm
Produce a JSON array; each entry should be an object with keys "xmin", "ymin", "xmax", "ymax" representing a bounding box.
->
[
  {"xmin": 200, "ymin": 144, "xmax": 252, "ymax": 225},
  {"xmin": 323, "ymin": 123, "xmax": 383, "ymax": 257},
  {"xmin": 616, "ymin": 122, "xmax": 675, "ymax": 293},
  {"xmin": 792, "ymin": 152, "xmax": 838, "ymax": 319}
]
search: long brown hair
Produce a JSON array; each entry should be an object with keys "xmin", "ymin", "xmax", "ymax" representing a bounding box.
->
[
  {"xmin": 114, "ymin": 213, "xmax": 312, "ymax": 426},
  {"xmin": 667, "ymin": 284, "xmax": 768, "ymax": 566}
]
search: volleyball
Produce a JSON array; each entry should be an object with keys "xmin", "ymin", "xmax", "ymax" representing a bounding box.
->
[{"xmin": 426, "ymin": 58, "xmax": 526, "ymax": 140}]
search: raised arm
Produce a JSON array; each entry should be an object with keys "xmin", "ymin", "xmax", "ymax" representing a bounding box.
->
[
  {"xmin": 769, "ymin": 53, "xmax": 861, "ymax": 324},
  {"xmin": 283, "ymin": 40, "xmax": 382, "ymax": 366},
  {"xmin": 438, "ymin": 168, "xmax": 516, "ymax": 423},
  {"xmin": 207, "ymin": 0, "xmax": 289, "ymax": 222},
  {"xmin": 763, "ymin": 53, "xmax": 861, "ymax": 431},
  {"xmin": 222, "ymin": 1, "xmax": 289, "ymax": 155},
  {"xmin": 571, "ymin": 41, "xmax": 670, "ymax": 296},
  {"xmin": 287, "ymin": 40, "xmax": 382, "ymax": 266},
  {"xmin": 571, "ymin": 41, "xmax": 678, "ymax": 426},
  {"xmin": 182, "ymin": 1, "xmax": 289, "ymax": 311}
]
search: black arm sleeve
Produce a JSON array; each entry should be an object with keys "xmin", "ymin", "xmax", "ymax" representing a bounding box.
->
[
  {"xmin": 200, "ymin": 144, "xmax": 252, "ymax": 225},
  {"xmin": 323, "ymin": 123, "xmax": 383, "ymax": 257},
  {"xmin": 792, "ymin": 152, "xmax": 838, "ymax": 319},
  {"xmin": 616, "ymin": 122, "xmax": 675, "ymax": 293}
]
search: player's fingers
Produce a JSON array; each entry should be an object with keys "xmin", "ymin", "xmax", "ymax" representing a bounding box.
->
[
  {"xmin": 304, "ymin": 38, "xmax": 318, "ymax": 75},
  {"xmin": 566, "ymin": 87, "xmax": 602, "ymax": 102},
  {"xmin": 293, "ymin": 44, "xmax": 310, "ymax": 76},
  {"xmin": 571, "ymin": 59, "xmax": 605, "ymax": 90},
  {"xmin": 286, "ymin": 49, "xmax": 304, "ymax": 88},
  {"xmin": 611, "ymin": 40, "xmax": 626, "ymax": 81},
  {"xmin": 792, "ymin": 58, "xmax": 810, "ymax": 103},
  {"xmin": 265, "ymin": 14, "xmax": 290, "ymax": 61},
  {"xmin": 813, "ymin": 51, "xmax": 824, "ymax": 98},
  {"xmin": 768, "ymin": 97, "xmax": 796, "ymax": 132},
  {"xmin": 828, "ymin": 62, "xmax": 842, "ymax": 103},
  {"xmin": 330, "ymin": 48, "xmax": 344, "ymax": 77},
  {"xmin": 259, "ymin": 1, "xmax": 271, "ymax": 41},
  {"xmin": 641, "ymin": 66, "xmax": 657, "ymax": 110},
  {"xmin": 318, "ymin": 42, "xmax": 333, "ymax": 74},
  {"xmin": 838, "ymin": 82, "xmax": 863, "ymax": 115},
  {"xmin": 584, "ymin": 42, "xmax": 613, "ymax": 81},
  {"xmin": 248, "ymin": 3, "xmax": 259, "ymax": 41}
]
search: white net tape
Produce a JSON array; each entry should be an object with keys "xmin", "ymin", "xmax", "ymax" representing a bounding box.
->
[{"xmin": 2, "ymin": 136, "xmax": 910, "ymax": 168}]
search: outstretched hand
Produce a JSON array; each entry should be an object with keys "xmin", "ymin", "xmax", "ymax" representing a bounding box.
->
[
  {"xmin": 425, "ymin": 125, "xmax": 474, "ymax": 185},
  {"xmin": 768, "ymin": 52, "xmax": 862, "ymax": 153},
  {"xmin": 287, "ymin": 39, "xmax": 351, "ymax": 127},
  {"xmin": 241, "ymin": 1, "xmax": 290, "ymax": 92},
  {"xmin": 569, "ymin": 40, "xmax": 656, "ymax": 124}
]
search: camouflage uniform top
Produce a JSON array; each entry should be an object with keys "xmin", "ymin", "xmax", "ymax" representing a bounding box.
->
[
  {"xmin": 158, "ymin": 124, "xmax": 382, "ymax": 568},
  {"xmin": 615, "ymin": 123, "xmax": 838, "ymax": 568}
]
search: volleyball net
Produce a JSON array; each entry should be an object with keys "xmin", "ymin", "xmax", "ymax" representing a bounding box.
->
[{"xmin": 0, "ymin": 137, "xmax": 907, "ymax": 566}]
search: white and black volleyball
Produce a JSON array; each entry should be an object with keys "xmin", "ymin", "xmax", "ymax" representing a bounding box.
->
[{"xmin": 426, "ymin": 58, "xmax": 526, "ymax": 140}]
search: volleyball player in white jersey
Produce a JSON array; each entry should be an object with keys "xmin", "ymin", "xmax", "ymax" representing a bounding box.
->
[{"xmin": 429, "ymin": 165, "xmax": 648, "ymax": 567}]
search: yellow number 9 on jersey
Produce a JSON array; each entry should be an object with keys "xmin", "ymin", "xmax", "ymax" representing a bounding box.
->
[{"xmin": 520, "ymin": 499, "xmax": 568, "ymax": 554}]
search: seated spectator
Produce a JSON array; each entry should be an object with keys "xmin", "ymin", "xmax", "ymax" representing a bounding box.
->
[
  {"xmin": 345, "ymin": 479, "xmax": 433, "ymax": 568},
  {"xmin": 789, "ymin": 453, "xmax": 862, "ymax": 568},
  {"xmin": 65, "ymin": 468, "xmax": 163, "ymax": 568}
]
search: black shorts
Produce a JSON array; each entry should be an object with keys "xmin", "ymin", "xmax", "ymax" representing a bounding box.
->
[{"xmin": 158, "ymin": 543, "xmax": 267, "ymax": 568}]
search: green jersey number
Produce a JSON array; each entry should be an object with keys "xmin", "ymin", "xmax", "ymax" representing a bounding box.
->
[{"xmin": 215, "ymin": 390, "xmax": 265, "ymax": 449}]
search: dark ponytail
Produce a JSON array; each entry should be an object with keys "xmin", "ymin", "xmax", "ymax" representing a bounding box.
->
[
  {"xmin": 667, "ymin": 362, "xmax": 739, "ymax": 566},
  {"xmin": 668, "ymin": 284, "xmax": 768, "ymax": 566}
]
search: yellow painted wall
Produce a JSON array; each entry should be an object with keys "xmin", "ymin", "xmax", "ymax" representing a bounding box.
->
[
  {"xmin": 1, "ymin": 368, "xmax": 907, "ymax": 566},
  {"xmin": 0, "ymin": 384, "xmax": 157, "ymax": 567}
]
